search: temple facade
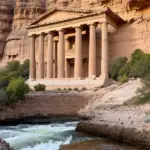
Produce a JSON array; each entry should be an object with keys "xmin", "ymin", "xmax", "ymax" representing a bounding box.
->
[
  {"xmin": 1, "ymin": 0, "xmax": 150, "ymax": 88},
  {"xmin": 27, "ymin": 8, "xmax": 124, "ymax": 88}
]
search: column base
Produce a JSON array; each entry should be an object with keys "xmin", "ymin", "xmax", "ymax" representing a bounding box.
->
[
  {"xmin": 88, "ymin": 75, "xmax": 96, "ymax": 80},
  {"xmin": 99, "ymin": 75, "xmax": 112, "ymax": 87},
  {"xmin": 74, "ymin": 77, "xmax": 84, "ymax": 80},
  {"xmin": 27, "ymin": 78, "xmax": 36, "ymax": 82}
]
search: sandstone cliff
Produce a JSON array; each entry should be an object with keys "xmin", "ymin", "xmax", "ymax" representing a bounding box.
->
[
  {"xmin": 1, "ymin": 0, "xmax": 150, "ymax": 65},
  {"xmin": 0, "ymin": 0, "xmax": 13, "ymax": 57}
]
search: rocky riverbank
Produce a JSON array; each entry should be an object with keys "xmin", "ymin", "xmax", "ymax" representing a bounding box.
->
[
  {"xmin": 0, "ymin": 79, "xmax": 149, "ymax": 149},
  {"xmin": 0, "ymin": 139, "xmax": 14, "ymax": 150},
  {"xmin": 60, "ymin": 139, "xmax": 145, "ymax": 150},
  {"xmin": 76, "ymin": 79, "xmax": 150, "ymax": 148}
]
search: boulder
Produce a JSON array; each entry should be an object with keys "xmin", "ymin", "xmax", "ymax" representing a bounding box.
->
[{"xmin": 0, "ymin": 139, "xmax": 14, "ymax": 150}]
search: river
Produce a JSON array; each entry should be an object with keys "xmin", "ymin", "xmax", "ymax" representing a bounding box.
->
[{"xmin": 0, "ymin": 122, "xmax": 145, "ymax": 150}]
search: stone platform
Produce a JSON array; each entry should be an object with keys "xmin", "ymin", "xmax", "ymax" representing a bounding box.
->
[{"xmin": 27, "ymin": 77, "xmax": 109, "ymax": 90}]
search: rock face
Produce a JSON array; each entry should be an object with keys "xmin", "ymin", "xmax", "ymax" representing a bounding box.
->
[
  {"xmin": 76, "ymin": 79, "xmax": 150, "ymax": 148},
  {"xmin": 0, "ymin": 0, "xmax": 13, "ymax": 56},
  {"xmin": 1, "ymin": 0, "xmax": 45, "ymax": 64},
  {"xmin": 0, "ymin": 139, "xmax": 14, "ymax": 150},
  {"xmin": 1, "ymin": 0, "xmax": 150, "ymax": 64},
  {"xmin": 13, "ymin": 0, "xmax": 45, "ymax": 30},
  {"xmin": 129, "ymin": 0, "xmax": 150, "ymax": 10}
]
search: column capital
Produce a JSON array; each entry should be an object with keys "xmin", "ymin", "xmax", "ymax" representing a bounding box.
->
[
  {"xmin": 75, "ymin": 25, "xmax": 83, "ymax": 30},
  {"xmin": 87, "ymin": 22, "xmax": 98, "ymax": 26},
  {"xmin": 48, "ymin": 31, "xmax": 55, "ymax": 36},
  {"xmin": 28, "ymin": 34, "xmax": 36, "ymax": 38},
  {"xmin": 65, "ymin": 36, "xmax": 69, "ymax": 40},
  {"xmin": 99, "ymin": 20, "xmax": 109, "ymax": 25},
  {"xmin": 58, "ymin": 28, "xmax": 66, "ymax": 33},
  {"xmin": 39, "ymin": 32, "xmax": 46, "ymax": 37}
]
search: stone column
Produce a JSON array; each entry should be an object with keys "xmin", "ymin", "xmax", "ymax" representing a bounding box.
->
[
  {"xmin": 74, "ymin": 26, "xmax": 82, "ymax": 78},
  {"xmin": 47, "ymin": 32, "xmax": 54, "ymax": 78},
  {"xmin": 89, "ymin": 23, "xmax": 97, "ymax": 78},
  {"xmin": 53, "ymin": 41, "xmax": 58, "ymax": 78},
  {"xmin": 65, "ymin": 37, "xmax": 70, "ymax": 51},
  {"xmin": 29, "ymin": 34, "xmax": 36, "ymax": 80},
  {"xmin": 58, "ymin": 30, "xmax": 65, "ymax": 78},
  {"xmin": 101, "ymin": 21, "xmax": 108, "ymax": 77},
  {"xmin": 65, "ymin": 59, "xmax": 70, "ymax": 78},
  {"xmin": 38, "ymin": 33, "xmax": 44, "ymax": 79}
]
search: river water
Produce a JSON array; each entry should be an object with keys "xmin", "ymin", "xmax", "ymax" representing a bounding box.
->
[
  {"xmin": 0, "ymin": 122, "xmax": 145, "ymax": 150},
  {"xmin": 0, "ymin": 122, "xmax": 93, "ymax": 150}
]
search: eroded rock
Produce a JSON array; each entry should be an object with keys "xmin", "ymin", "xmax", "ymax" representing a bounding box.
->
[{"xmin": 0, "ymin": 139, "xmax": 14, "ymax": 150}]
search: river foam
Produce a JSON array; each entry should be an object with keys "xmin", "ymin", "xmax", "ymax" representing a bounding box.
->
[{"xmin": 0, "ymin": 122, "xmax": 87, "ymax": 150}]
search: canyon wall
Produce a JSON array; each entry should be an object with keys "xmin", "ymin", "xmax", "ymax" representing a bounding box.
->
[
  {"xmin": 0, "ymin": 0, "xmax": 13, "ymax": 57},
  {"xmin": 0, "ymin": 0, "xmax": 150, "ymax": 64}
]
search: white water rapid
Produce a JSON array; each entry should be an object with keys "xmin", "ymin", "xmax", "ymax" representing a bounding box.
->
[{"xmin": 0, "ymin": 122, "xmax": 92, "ymax": 150}]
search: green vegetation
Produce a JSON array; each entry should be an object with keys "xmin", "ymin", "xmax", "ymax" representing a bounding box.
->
[
  {"xmin": 68, "ymin": 88, "xmax": 72, "ymax": 91},
  {"xmin": 124, "ymin": 79, "xmax": 150, "ymax": 105},
  {"xmin": 57, "ymin": 88, "xmax": 62, "ymax": 91},
  {"xmin": 74, "ymin": 88, "xmax": 79, "ymax": 91},
  {"xmin": 0, "ymin": 76, "xmax": 9, "ymax": 89},
  {"xmin": 0, "ymin": 60, "xmax": 30, "ymax": 89},
  {"xmin": 117, "ymin": 74, "xmax": 129, "ymax": 83},
  {"xmin": 109, "ymin": 49, "xmax": 150, "ymax": 82},
  {"xmin": 6, "ymin": 78, "xmax": 29, "ymax": 104},
  {"xmin": 0, "ymin": 60, "xmax": 30, "ymax": 105},
  {"xmin": 34, "ymin": 84, "xmax": 46, "ymax": 91},
  {"xmin": 0, "ymin": 90, "xmax": 8, "ymax": 105},
  {"xmin": 110, "ymin": 49, "xmax": 150, "ymax": 105},
  {"xmin": 109, "ymin": 57, "xmax": 127, "ymax": 80}
]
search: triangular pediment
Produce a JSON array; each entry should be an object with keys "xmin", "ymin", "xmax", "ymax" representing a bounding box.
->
[{"xmin": 30, "ymin": 8, "xmax": 95, "ymax": 26}]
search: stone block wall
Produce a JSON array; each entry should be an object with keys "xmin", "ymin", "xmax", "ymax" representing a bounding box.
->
[{"xmin": 0, "ymin": 92, "xmax": 94, "ymax": 123}]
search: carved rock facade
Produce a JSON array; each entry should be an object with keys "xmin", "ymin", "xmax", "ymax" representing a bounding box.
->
[
  {"xmin": 0, "ymin": 0, "xmax": 150, "ymax": 65},
  {"xmin": 1, "ymin": 0, "xmax": 45, "ymax": 63}
]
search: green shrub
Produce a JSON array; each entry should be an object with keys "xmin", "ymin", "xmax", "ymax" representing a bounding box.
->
[
  {"xmin": 19, "ymin": 59, "xmax": 30, "ymax": 79},
  {"xmin": 68, "ymin": 88, "xmax": 72, "ymax": 91},
  {"xmin": 118, "ymin": 62, "xmax": 131, "ymax": 77},
  {"xmin": 6, "ymin": 78, "xmax": 29, "ymax": 104},
  {"xmin": 109, "ymin": 57, "xmax": 127, "ymax": 80},
  {"xmin": 34, "ymin": 84, "xmax": 46, "ymax": 91},
  {"xmin": 0, "ymin": 76, "xmax": 9, "ymax": 89},
  {"xmin": 129, "ymin": 54, "xmax": 150, "ymax": 78},
  {"xmin": 0, "ymin": 68, "xmax": 9, "ymax": 77},
  {"xmin": 8, "ymin": 71, "xmax": 20, "ymax": 80},
  {"xmin": 74, "ymin": 88, "xmax": 79, "ymax": 91},
  {"xmin": 7, "ymin": 61, "xmax": 20, "ymax": 72},
  {"xmin": 117, "ymin": 74, "xmax": 129, "ymax": 83},
  {"xmin": 113, "ymin": 49, "xmax": 150, "ymax": 81},
  {"xmin": 0, "ymin": 90, "xmax": 8, "ymax": 105},
  {"xmin": 130, "ymin": 49, "xmax": 144, "ymax": 65},
  {"xmin": 22, "ymin": 59, "xmax": 30, "ymax": 69}
]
